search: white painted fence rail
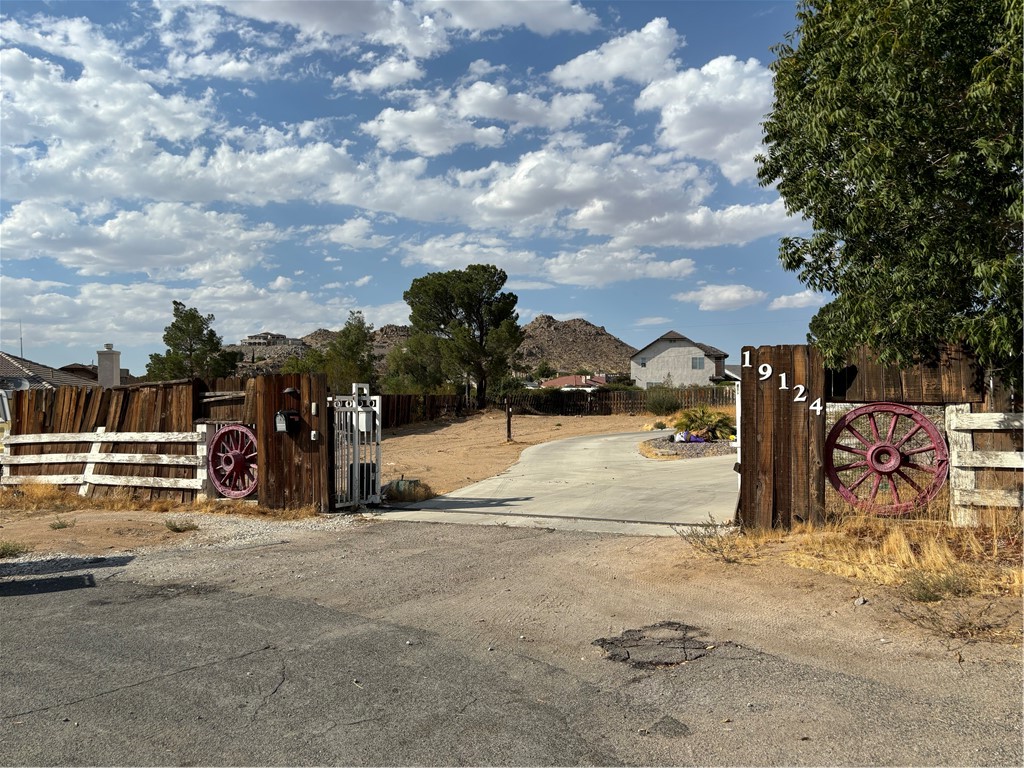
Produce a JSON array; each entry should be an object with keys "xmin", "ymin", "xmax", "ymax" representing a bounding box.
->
[
  {"xmin": 945, "ymin": 407, "xmax": 1023, "ymax": 526},
  {"xmin": 1, "ymin": 426, "xmax": 208, "ymax": 497}
]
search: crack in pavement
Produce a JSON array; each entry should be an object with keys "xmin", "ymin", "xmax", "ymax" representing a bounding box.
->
[
  {"xmin": 251, "ymin": 651, "xmax": 287, "ymax": 722},
  {"xmin": 3, "ymin": 644, "xmax": 276, "ymax": 719}
]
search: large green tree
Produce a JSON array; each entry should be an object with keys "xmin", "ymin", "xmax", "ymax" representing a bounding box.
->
[
  {"xmin": 757, "ymin": 0, "xmax": 1022, "ymax": 386},
  {"xmin": 403, "ymin": 264, "xmax": 524, "ymax": 408},
  {"xmin": 380, "ymin": 332, "xmax": 450, "ymax": 395},
  {"xmin": 146, "ymin": 301, "xmax": 240, "ymax": 381}
]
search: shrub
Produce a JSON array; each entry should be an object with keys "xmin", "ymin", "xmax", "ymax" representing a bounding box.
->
[
  {"xmin": 165, "ymin": 518, "xmax": 199, "ymax": 533},
  {"xmin": 674, "ymin": 405, "xmax": 734, "ymax": 440},
  {"xmin": 0, "ymin": 540, "xmax": 31, "ymax": 559},
  {"xmin": 645, "ymin": 388, "xmax": 680, "ymax": 416}
]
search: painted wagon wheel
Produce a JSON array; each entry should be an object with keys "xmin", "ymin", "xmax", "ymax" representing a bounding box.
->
[
  {"xmin": 825, "ymin": 402, "xmax": 948, "ymax": 516},
  {"xmin": 208, "ymin": 424, "xmax": 258, "ymax": 499}
]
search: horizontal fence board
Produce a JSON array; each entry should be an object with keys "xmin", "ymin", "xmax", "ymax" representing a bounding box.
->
[
  {"xmin": 1, "ymin": 453, "xmax": 203, "ymax": 467},
  {"xmin": 951, "ymin": 450, "xmax": 1024, "ymax": 469},
  {"xmin": 4, "ymin": 431, "xmax": 201, "ymax": 445},
  {"xmin": 947, "ymin": 412, "xmax": 1023, "ymax": 431},
  {"xmin": 0, "ymin": 473, "xmax": 204, "ymax": 490},
  {"xmin": 953, "ymin": 488, "xmax": 1024, "ymax": 508}
]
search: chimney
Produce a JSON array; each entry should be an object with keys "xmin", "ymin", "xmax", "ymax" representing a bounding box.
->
[{"xmin": 97, "ymin": 343, "xmax": 121, "ymax": 388}]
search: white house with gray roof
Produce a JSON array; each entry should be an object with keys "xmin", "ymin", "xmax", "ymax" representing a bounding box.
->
[{"xmin": 630, "ymin": 331, "xmax": 730, "ymax": 389}]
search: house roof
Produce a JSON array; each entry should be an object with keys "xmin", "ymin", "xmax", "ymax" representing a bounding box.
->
[
  {"xmin": 723, "ymin": 365, "xmax": 742, "ymax": 381},
  {"xmin": 540, "ymin": 374, "xmax": 606, "ymax": 389},
  {"xmin": 630, "ymin": 331, "xmax": 728, "ymax": 360},
  {"xmin": 0, "ymin": 351, "xmax": 99, "ymax": 390}
]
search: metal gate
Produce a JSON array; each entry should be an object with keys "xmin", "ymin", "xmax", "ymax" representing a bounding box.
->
[{"xmin": 330, "ymin": 383, "xmax": 381, "ymax": 509}]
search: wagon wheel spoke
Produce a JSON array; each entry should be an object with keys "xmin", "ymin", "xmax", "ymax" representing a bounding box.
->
[
  {"xmin": 895, "ymin": 469, "xmax": 924, "ymax": 494},
  {"xmin": 844, "ymin": 424, "xmax": 873, "ymax": 447},
  {"xmin": 835, "ymin": 444, "xmax": 868, "ymax": 456},
  {"xmin": 868, "ymin": 413, "xmax": 881, "ymax": 442},
  {"xmin": 868, "ymin": 473, "xmax": 882, "ymax": 503},
  {"xmin": 903, "ymin": 444, "xmax": 937, "ymax": 456},
  {"xmin": 885, "ymin": 414, "xmax": 899, "ymax": 443},
  {"xmin": 847, "ymin": 470, "xmax": 872, "ymax": 491},
  {"xmin": 893, "ymin": 423, "xmax": 922, "ymax": 449},
  {"xmin": 835, "ymin": 460, "xmax": 869, "ymax": 472},
  {"xmin": 887, "ymin": 476, "xmax": 901, "ymax": 505},
  {"xmin": 903, "ymin": 461, "xmax": 938, "ymax": 474}
]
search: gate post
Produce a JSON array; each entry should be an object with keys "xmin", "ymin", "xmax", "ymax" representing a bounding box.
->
[{"xmin": 738, "ymin": 345, "xmax": 825, "ymax": 529}]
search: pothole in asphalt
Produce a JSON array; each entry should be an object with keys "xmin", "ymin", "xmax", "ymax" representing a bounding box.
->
[{"xmin": 593, "ymin": 621, "xmax": 722, "ymax": 669}]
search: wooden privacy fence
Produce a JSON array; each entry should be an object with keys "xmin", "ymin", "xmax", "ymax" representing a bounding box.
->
[
  {"xmin": 1, "ymin": 427, "xmax": 207, "ymax": 497},
  {"xmin": 2, "ymin": 375, "xmax": 331, "ymax": 510},
  {"xmin": 499, "ymin": 386, "xmax": 735, "ymax": 416},
  {"xmin": 738, "ymin": 344, "xmax": 1017, "ymax": 529}
]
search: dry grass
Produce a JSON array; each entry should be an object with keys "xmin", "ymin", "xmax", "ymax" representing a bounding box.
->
[
  {"xmin": 780, "ymin": 501, "xmax": 1022, "ymax": 600},
  {"xmin": 382, "ymin": 478, "xmax": 436, "ymax": 503},
  {"xmin": 0, "ymin": 483, "xmax": 320, "ymax": 520}
]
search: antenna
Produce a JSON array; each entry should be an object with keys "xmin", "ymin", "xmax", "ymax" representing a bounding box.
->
[{"xmin": 19, "ymin": 320, "xmax": 23, "ymax": 357}]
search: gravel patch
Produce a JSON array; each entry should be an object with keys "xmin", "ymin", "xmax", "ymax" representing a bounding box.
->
[
  {"xmin": 0, "ymin": 512, "xmax": 368, "ymax": 578},
  {"xmin": 643, "ymin": 437, "xmax": 737, "ymax": 459}
]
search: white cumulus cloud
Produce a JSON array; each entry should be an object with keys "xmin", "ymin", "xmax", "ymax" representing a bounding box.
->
[
  {"xmin": 768, "ymin": 290, "xmax": 828, "ymax": 310},
  {"xmin": 673, "ymin": 284, "xmax": 767, "ymax": 311}
]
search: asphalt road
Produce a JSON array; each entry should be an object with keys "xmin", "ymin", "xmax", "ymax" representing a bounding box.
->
[
  {"xmin": 1, "ymin": 522, "xmax": 1020, "ymax": 767},
  {"xmin": 381, "ymin": 432, "xmax": 740, "ymax": 535}
]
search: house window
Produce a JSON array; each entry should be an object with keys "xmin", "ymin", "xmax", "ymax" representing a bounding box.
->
[
  {"xmin": 639, "ymin": 357, "xmax": 646, "ymax": 368},
  {"xmin": 691, "ymin": 357, "xmax": 705, "ymax": 370}
]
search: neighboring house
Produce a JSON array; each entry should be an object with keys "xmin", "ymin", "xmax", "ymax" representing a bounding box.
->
[
  {"xmin": 630, "ymin": 331, "xmax": 729, "ymax": 389},
  {"xmin": 0, "ymin": 351, "xmax": 99, "ymax": 391},
  {"xmin": 540, "ymin": 374, "xmax": 607, "ymax": 392},
  {"xmin": 241, "ymin": 332, "xmax": 302, "ymax": 346},
  {"xmin": 723, "ymin": 364, "xmax": 742, "ymax": 382}
]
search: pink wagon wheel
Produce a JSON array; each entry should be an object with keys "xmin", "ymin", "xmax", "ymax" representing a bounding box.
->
[
  {"xmin": 824, "ymin": 402, "xmax": 949, "ymax": 516},
  {"xmin": 208, "ymin": 424, "xmax": 258, "ymax": 499}
]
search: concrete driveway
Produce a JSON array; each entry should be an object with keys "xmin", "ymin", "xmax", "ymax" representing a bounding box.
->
[{"xmin": 379, "ymin": 432, "xmax": 738, "ymax": 535}]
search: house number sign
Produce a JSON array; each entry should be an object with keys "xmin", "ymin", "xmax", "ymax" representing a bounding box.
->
[{"xmin": 742, "ymin": 350, "xmax": 824, "ymax": 416}]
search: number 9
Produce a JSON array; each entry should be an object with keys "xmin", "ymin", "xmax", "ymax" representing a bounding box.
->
[{"xmin": 758, "ymin": 363, "xmax": 773, "ymax": 380}]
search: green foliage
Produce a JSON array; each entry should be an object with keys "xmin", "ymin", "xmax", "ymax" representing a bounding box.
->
[
  {"xmin": 573, "ymin": 368, "xmax": 593, "ymax": 377},
  {"xmin": 146, "ymin": 301, "xmax": 240, "ymax": 381},
  {"xmin": 380, "ymin": 332, "xmax": 450, "ymax": 394},
  {"xmin": 653, "ymin": 421, "xmax": 667, "ymax": 430},
  {"xmin": 404, "ymin": 264, "xmax": 524, "ymax": 408},
  {"xmin": 673, "ymin": 405, "xmax": 735, "ymax": 440},
  {"xmin": 49, "ymin": 516, "xmax": 76, "ymax": 530},
  {"xmin": 533, "ymin": 361, "xmax": 557, "ymax": 381},
  {"xmin": 490, "ymin": 375, "xmax": 526, "ymax": 401},
  {"xmin": 281, "ymin": 312, "xmax": 378, "ymax": 393},
  {"xmin": 280, "ymin": 348, "xmax": 327, "ymax": 376},
  {"xmin": 757, "ymin": 0, "xmax": 1022, "ymax": 386},
  {"xmin": 324, "ymin": 311, "xmax": 378, "ymax": 393},
  {"xmin": 645, "ymin": 388, "xmax": 680, "ymax": 416}
]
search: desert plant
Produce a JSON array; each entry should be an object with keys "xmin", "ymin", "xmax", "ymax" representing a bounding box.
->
[
  {"xmin": 653, "ymin": 421, "xmax": 667, "ymax": 430},
  {"xmin": 674, "ymin": 405, "xmax": 734, "ymax": 440},
  {"xmin": 673, "ymin": 515, "xmax": 743, "ymax": 563},
  {"xmin": 49, "ymin": 516, "xmax": 77, "ymax": 530},
  {"xmin": 164, "ymin": 518, "xmax": 199, "ymax": 533},
  {"xmin": 0, "ymin": 540, "xmax": 31, "ymax": 558}
]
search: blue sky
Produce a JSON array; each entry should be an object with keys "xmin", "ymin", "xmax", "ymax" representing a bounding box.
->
[{"xmin": 1, "ymin": 0, "xmax": 825, "ymax": 376}]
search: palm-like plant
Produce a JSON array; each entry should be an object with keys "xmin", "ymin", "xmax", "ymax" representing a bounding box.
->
[{"xmin": 673, "ymin": 405, "xmax": 734, "ymax": 440}]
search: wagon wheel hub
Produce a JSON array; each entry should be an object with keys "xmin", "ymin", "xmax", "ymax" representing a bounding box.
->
[
  {"xmin": 866, "ymin": 443, "xmax": 902, "ymax": 475},
  {"xmin": 824, "ymin": 402, "xmax": 948, "ymax": 516}
]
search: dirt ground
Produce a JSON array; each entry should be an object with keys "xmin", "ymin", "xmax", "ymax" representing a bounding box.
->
[{"xmin": 0, "ymin": 410, "xmax": 661, "ymax": 557}]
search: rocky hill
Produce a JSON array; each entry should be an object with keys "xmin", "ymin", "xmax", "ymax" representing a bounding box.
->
[
  {"xmin": 518, "ymin": 315, "xmax": 636, "ymax": 375},
  {"xmin": 227, "ymin": 316, "xmax": 635, "ymax": 378}
]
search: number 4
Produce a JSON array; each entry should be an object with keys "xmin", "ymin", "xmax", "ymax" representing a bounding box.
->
[{"xmin": 809, "ymin": 398, "xmax": 823, "ymax": 416}]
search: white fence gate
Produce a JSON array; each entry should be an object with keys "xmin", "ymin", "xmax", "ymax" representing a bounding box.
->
[{"xmin": 330, "ymin": 384, "xmax": 381, "ymax": 509}]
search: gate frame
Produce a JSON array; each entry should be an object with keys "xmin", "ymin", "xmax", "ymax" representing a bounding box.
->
[{"xmin": 329, "ymin": 383, "xmax": 382, "ymax": 509}]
